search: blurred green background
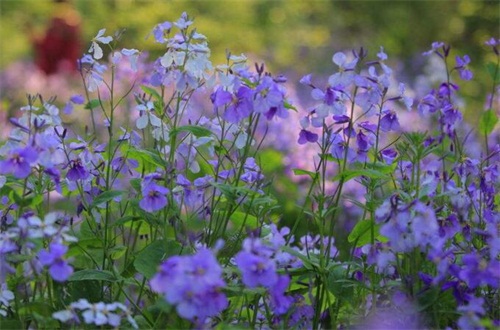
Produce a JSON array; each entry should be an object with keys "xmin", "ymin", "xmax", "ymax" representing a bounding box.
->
[
  {"xmin": 0, "ymin": 0, "xmax": 498, "ymax": 254},
  {"xmin": 1, "ymin": 0, "xmax": 498, "ymax": 72},
  {"xmin": 0, "ymin": 0, "xmax": 498, "ymax": 118}
]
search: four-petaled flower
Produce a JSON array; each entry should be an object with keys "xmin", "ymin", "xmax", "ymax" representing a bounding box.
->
[
  {"xmin": 38, "ymin": 242, "xmax": 73, "ymax": 282},
  {"xmin": 89, "ymin": 29, "xmax": 113, "ymax": 60},
  {"xmin": 0, "ymin": 146, "xmax": 38, "ymax": 179},
  {"xmin": 139, "ymin": 181, "xmax": 169, "ymax": 212}
]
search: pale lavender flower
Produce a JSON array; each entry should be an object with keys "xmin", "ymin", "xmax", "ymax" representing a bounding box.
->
[
  {"xmin": 0, "ymin": 283, "xmax": 14, "ymax": 317},
  {"xmin": 153, "ymin": 21, "xmax": 172, "ymax": 43},
  {"xmin": 53, "ymin": 299, "xmax": 137, "ymax": 329},
  {"xmin": 89, "ymin": 29, "xmax": 113, "ymax": 60}
]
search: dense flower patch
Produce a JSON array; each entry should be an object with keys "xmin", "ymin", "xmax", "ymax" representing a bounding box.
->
[{"xmin": 0, "ymin": 12, "xmax": 499, "ymax": 329}]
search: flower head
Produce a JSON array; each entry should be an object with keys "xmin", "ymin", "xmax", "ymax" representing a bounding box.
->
[
  {"xmin": 139, "ymin": 180, "xmax": 169, "ymax": 213},
  {"xmin": 0, "ymin": 146, "xmax": 38, "ymax": 179},
  {"xmin": 38, "ymin": 242, "xmax": 73, "ymax": 282},
  {"xmin": 89, "ymin": 29, "xmax": 113, "ymax": 60}
]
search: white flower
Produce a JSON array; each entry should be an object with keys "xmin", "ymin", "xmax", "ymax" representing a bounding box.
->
[
  {"xmin": 89, "ymin": 29, "xmax": 113, "ymax": 60},
  {"xmin": 136, "ymin": 101, "xmax": 161, "ymax": 130},
  {"xmin": 121, "ymin": 48, "xmax": 140, "ymax": 72},
  {"xmin": 52, "ymin": 310, "xmax": 74, "ymax": 322}
]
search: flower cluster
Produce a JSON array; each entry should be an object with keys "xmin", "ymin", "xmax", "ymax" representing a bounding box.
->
[
  {"xmin": 150, "ymin": 248, "xmax": 228, "ymax": 324},
  {"xmin": 0, "ymin": 11, "xmax": 498, "ymax": 330},
  {"xmin": 53, "ymin": 299, "xmax": 138, "ymax": 329}
]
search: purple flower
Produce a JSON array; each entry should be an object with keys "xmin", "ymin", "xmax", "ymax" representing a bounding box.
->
[
  {"xmin": 38, "ymin": 243, "xmax": 73, "ymax": 282},
  {"xmin": 269, "ymin": 275, "xmax": 293, "ymax": 315},
  {"xmin": 139, "ymin": 181, "xmax": 169, "ymax": 213},
  {"xmin": 241, "ymin": 157, "xmax": 264, "ymax": 184},
  {"xmin": 356, "ymin": 130, "xmax": 374, "ymax": 152},
  {"xmin": 235, "ymin": 238, "xmax": 278, "ymax": 289},
  {"xmin": 299, "ymin": 74, "xmax": 313, "ymax": 86},
  {"xmin": 298, "ymin": 129, "xmax": 318, "ymax": 145},
  {"xmin": 485, "ymin": 37, "xmax": 499, "ymax": 55},
  {"xmin": 328, "ymin": 52, "xmax": 358, "ymax": 88},
  {"xmin": 152, "ymin": 21, "xmax": 172, "ymax": 43},
  {"xmin": 381, "ymin": 148, "xmax": 398, "ymax": 164},
  {"xmin": 455, "ymin": 55, "xmax": 473, "ymax": 80},
  {"xmin": 289, "ymin": 296, "xmax": 314, "ymax": 329},
  {"xmin": 330, "ymin": 133, "xmax": 356, "ymax": 162},
  {"xmin": 459, "ymin": 253, "xmax": 500, "ymax": 289},
  {"xmin": 235, "ymin": 250, "xmax": 278, "ymax": 288},
  {"xmin": 211, "ymin": 86, "xmax": 253, "ymax": 123},
  {"xmin": 422, "ymin": 41, "xmax": 446, "ymax": 57},
  {"xmin": 379, "ymin": 109, "xmax": 400, "ymax": 132},
  {"xmin": 66, "ymin": 159, "xmax": 90, "ymax": 181},
  {"xmin": 457, "ymin": 296, "xmax": 485, "ymax": 329},
  {"xmin": 70, "ymin": 94, "xmax": 85, "ymax": 104},
  {"xmin": 253, "ymin": 76, "xmax": 287, "ymax": 119},
  {"xmin": 150, "ymin": 248, "xmax": 227, "ymax": 323},
  {"xmin": 0, "ymin": 146, "xmax": 38, "ymax": 179}
]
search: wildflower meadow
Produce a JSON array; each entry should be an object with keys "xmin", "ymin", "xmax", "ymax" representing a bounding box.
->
[{"xmin": 0, "ymin": 12, "xmax": 499, "ymax": 330}]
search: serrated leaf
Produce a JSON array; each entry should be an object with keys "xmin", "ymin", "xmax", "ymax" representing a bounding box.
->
[
  {"xmin": 90, "ymin": 190, "xmax": 124, "ymax": 209},
  {"xmin": 68, "ymin": 269, "xmax": 117, "ymax": 282},
  {"xmin": 84, "ymin": 99, "xmax": 100, "ymax": 110},
  {"xmin": 479, "ymin": 109, "xmax": 498, "ymax": 135}
]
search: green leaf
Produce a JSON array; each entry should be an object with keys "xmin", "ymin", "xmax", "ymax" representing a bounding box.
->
[
  {"xmin": 284, "ymin": 101, "xmax": 298, "ymax": 112},
  {"xmin": 292, "ymin": 168, "xmax": 317, "ymax": 179},
  {"xmin": 140, "ymin": 85, "xmax": 162, "ymax": 101},
  {"xmin": 259, "ymin": 149, "xmax": 283, "ymax": 173},
  {"xmin": 326, "ymin": 265, "xmax": 354, "ymax": 305},
  {"xmin": 486, "ymin": 62, "xmax": 499, "ymax": 82},
  {"xmin": 112, "ymin": 215, "xmax": 142, "ymax": 227},
  {"xmin": 110, "ymin": 245, "xmax": 128, "ymax": 260},
  {"xmin": 69, "ymin": 269, "xmax": 117, "ymax": 282},
  {"xmin": 170, "ymin": 125, "xmax": 213, "ymax": 138},
  {"xmin": 130, "ymin": 178, "xmax": 142, "ymax": 193},
  {"xmin": 417, "ymin": 286, "xmax": 440, "ymax": 311},
  {"xmin": 84, "ymin": 99, "xmax": 101, "ymax": 110},
  {"xmin": 281, "ymin": 246, "xmax": 318, "ymax": 270},
  {"xmin": 229, "ymin": 211, "xmax": 259, "ymax": 229},
  {"xmin": 11, "ymin": 191, "xmax": 33, "ymax": 208},
  {"xmin": 479, "ymin": 109, "xmax": 498, "ymax": 135},
  {"xmin": 0, "ymin": 319, "xmax": 22, "ymax": 329},
  {"xmin": 127, "ymin": 148, "xmax": 167, "ymax": 168},
  {"xmin": 134, "ymin": 239, "xmax": 182, "ymax": 279},
  {"xmin": 365, "ymin": 161, "xmax": 396, "ymax": 174},
  {"xmin": 332, "ymin": 168, "xmax": 388, "ymax": 183},
  {"xmin": 348, "ymin": 219, "xmax": 378, "ymax": 247},
  {"xmin": 90, "ymin": 190, "xmax": 124, "ymax": 209}
]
